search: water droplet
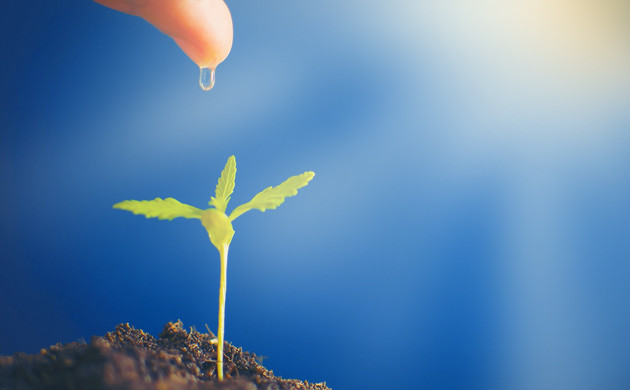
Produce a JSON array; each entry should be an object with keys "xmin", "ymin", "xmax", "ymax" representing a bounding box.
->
[{"xmin": 199, "ymin": 67, "xmax": 216, "ymax": 91}]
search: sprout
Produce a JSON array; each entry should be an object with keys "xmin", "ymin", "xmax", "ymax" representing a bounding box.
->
[{"xmin": 114, "ymin": 156, "xmax": 314, "ymax": 380}]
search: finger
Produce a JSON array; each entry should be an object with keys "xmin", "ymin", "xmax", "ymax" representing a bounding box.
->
[
  {"xmin": 139, "ymin": 0, "xmax": 233, "ymax": 68},
  {"xmin": 93, "ymin": 0, "xmax": 137, "ymax": 15},
  {"xmin": 94, "ymin": 0, "xmax": 233, "ymax": 69}
]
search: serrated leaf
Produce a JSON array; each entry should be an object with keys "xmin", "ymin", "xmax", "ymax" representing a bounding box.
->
[
  {"xmin": 229, "ymin": 171, "xmax": 314, "ymax": 221},
  {"xmin": 113, "ymin": 198, "xmax": 204, "ymax": 220},
  {"xmin": 209, "ymin": 155, "xmax": 236, "ymax": 213}
]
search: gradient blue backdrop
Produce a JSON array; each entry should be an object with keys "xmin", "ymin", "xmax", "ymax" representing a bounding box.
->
[{"xmin": 2, "ymin": 1, "xmax": 630, "ymax": 389}]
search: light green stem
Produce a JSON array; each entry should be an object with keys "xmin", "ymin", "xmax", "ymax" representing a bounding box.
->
[{"xmin": 217, "ymin": 243, "xmax": 229, "ymax": 380}]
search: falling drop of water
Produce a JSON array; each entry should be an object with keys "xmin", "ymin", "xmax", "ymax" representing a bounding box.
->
[{"xmin": 199, "ymin": 67, "xmax": 216, "ymax": 91}]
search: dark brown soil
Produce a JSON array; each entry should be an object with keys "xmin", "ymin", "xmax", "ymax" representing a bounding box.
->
[{"xmin": 0, "ymin": 321, "xmax": 330, "ymax": 390}]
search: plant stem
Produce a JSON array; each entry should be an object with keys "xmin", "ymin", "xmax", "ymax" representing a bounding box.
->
[{"xmin": 217, "ymin": 243, "xmax": 229, "ymax": 381}]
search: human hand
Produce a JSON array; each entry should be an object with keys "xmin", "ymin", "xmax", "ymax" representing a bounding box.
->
[{"xmin": 95, "ymin": 0, "xmax": 233, "ymax": 71}]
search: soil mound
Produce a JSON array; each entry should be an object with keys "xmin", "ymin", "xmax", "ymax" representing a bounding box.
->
[{"xmin": 0, "ymin": 321, "xmax": 330, "ymax": 390}]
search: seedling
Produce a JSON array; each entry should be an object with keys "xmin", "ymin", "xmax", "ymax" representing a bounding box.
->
[{"xmin": 113, "ymin": 156, "xmax": 314, "ymax": 380}]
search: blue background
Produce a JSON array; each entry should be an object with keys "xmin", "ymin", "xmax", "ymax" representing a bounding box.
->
[{"xmin": 2, "ymin": 1, "xmax": 630, "ymax": 389}]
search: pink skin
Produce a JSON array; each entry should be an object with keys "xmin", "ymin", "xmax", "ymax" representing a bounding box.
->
[{"xmin": 94, "ymin": 0, "xmax": 233, "ymax": 69}]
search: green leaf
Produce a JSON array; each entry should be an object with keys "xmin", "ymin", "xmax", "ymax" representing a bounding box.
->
[
  {"xmin": 113, "ymin": 198, "xmax": 204, "ymax": 220},
  {"xmin": 209, "ymin": 155, "xmax": 236, "ymax": 213},
  {"xmin": 229, "ymin": 171, "xmax": 314, "ymax": 221}
]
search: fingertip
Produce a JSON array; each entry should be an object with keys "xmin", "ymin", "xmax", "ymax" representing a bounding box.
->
[
  {"xmin": 99, "ymin": 0, "xmax": 235, "ymax": 70},
  {"xmin": 171, "ymin": 0, "xmax": 234, "ymax": 69}
]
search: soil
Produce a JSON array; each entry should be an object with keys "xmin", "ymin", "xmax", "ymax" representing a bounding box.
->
[{"xmin": 0, "ymin": 321, "xmax": 330, "ymax": 390}]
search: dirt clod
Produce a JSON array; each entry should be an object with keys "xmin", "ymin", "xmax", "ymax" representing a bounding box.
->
[{"xmin": 0, "ymin": 321, "xmax": 330, "ymax": 390}]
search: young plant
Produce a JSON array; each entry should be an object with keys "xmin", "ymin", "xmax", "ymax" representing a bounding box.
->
[{"xmin": 113, "ymin": 156, "xmax": 314, "ymax": 380}]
